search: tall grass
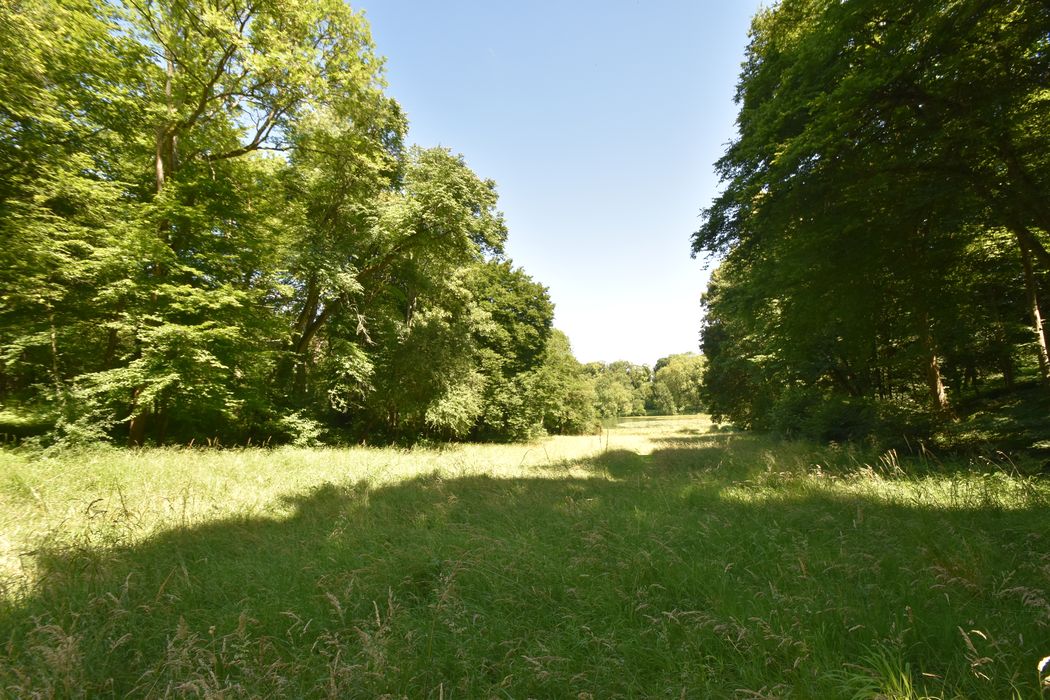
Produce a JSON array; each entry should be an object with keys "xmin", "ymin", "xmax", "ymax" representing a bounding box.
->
[{"xmin": 1, "ymin": 417, "xmax": 1048, "ymax": 697}]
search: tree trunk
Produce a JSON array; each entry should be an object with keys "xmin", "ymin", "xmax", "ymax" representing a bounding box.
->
[
  {"xmin": 155, "ymin": 405, "xmax": 168, "ymax": 445},
  {"xmin": 102, "ymin": 307, "xmax": 124, "ymax": 369},
  {"xmin": 129, "ymin": 387, "xmax": 148, "ymax": 447},
  {"xmin": 1017, "ymin": 232, "xmax": 1050, "ymax": 384},
  {"xmin": 156, "ymin": 53, "xmax": 175, "ymax": 196},
  {"xmin": 921, "ymin": 312, "xmax": 951, "ymax": 414},
  {"xmin": 998, "ymin": 140, "xmax": 1050, "ymax": 247},
  {"xmin": 295, "ymin": 298, "xmax": 342, "ymax": 355},
  {"xmin": 155, "ymin": 122, "xmax": 167, "ymax": 194},
  {"xmin": 989, "ymin": 292, "xmax": 1015, "ymax": 389},
  {"xmin": 48, "ymin": 311, "xmax": 66, "ymax": 413},
  {"xmin": 293, "ymin": 355, "xmax": 309, "ymax": 399},
  {"xmin": 132, "ymin": 53, "xmax": 175, "ymax": 444}
]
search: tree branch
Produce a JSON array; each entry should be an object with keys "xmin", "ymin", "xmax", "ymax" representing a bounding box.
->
[{"xmin": 205, "ymin": 104, "xmax": 288, "ymax": 161}]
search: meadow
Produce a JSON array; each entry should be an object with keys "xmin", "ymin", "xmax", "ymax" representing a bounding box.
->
[{"xmin": 1, "ymin": 416, "xmax": 1048, "ymax": 698}]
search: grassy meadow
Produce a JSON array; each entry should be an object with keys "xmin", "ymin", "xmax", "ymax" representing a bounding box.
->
[{"xmin": 1, "ymin": 416, "xmax": 1049, "ymax": 698}]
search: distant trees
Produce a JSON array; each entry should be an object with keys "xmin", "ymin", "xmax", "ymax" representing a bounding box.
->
[
  {"xmin": 587, "ymin": 361, "xmax": 650, "ymax": 419},
  {"xmin": 0, "ymin": 0, "xmax": 600, "ymax": 445},
  {"xmin": 652, "ymin": 354, "xmax": 705, "ymax": 415},
  {"xmin": 581, "ymin": 355, "xmax": 706, "ymax": 419},
  {"xmin": 694, "ymin": 0, "xmax": 1049, "ymax": 441}
]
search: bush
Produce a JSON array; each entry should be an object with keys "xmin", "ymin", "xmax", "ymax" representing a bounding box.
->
[
  {"xmin": 873, "ymin": 396, "xmax": 938, "ymax": 448},
  {"xmin": 807, "ymin": 395, "xmax": 877, "ymax": 443},
  {"xmin": 768, "ymin": 386, "xmax": 823, "ymax": 438},
  {"xmin": 276, "ymin": 411, "xmax": 326, "ymax": 447}
]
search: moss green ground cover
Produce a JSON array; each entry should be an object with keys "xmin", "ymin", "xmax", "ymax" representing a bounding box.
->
[{"xmin": 2, "ymin": 416, "xmax": 1049, "ymax": 698}]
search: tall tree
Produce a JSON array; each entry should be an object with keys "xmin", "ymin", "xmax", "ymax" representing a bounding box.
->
[
  {"xmin": 0, "ymin": 0, "xmax": 141, "ymax": 438},
  {"xmin": 652, "ymin": 353, "xmax": 705, "ymax": 415},
  {"xmin": 532, "ymin": 331, "xmax": 599, "ymax": 435},
  {"xmin": 0, "ymin": 0, "xmax": 597, "ymax": 447},
  {"xmin": 348, "ymin": 147, "xmax": 508, "ymax": 440},
  {"xmin": 110, "ymin": 0, "xmax": 397, "ymax": 443},
  {"xmin": 468, "ymin": 259, "xmax": 555, "ymax": 440},
  {"xmin": 694, "ymin": 0, "xmax": 1049, "ymax": 437}
]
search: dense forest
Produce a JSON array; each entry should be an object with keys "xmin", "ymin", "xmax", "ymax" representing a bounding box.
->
[
  {"xmin": 0, "ymin": 0, "xmax": 704, "ymax": 446},
  {"xmin": 695, "ymin": 0, "xmax": 1049, "ymax": 446}
]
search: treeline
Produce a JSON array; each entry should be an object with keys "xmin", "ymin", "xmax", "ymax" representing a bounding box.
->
[
  {"xmin": 695, "ymin": 0, "xmax": 1049, "ymax": 442},
  {"xmin": 0, "ymin": 0, "xmax": 606, "ymax": 446},
  {"xmin": 586, "ymin": 354, "xmax": 705, "ymax": 419}
]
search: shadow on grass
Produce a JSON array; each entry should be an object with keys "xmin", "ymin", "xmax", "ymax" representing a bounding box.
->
[
  {"xmin": 649, "ymin": 434, "xmax": 734, "ymax": 447},
  {"xmin": 3, "ymin": 438, "xmax": 1049, "ymax": 698}
]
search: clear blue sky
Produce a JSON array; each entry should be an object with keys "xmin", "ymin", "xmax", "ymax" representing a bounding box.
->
[{"xmin": 362, "ymin": 0, "xmax": 763, "ymax": 366}]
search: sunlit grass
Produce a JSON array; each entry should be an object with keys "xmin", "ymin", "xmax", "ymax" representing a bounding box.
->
[{"xmin": 2, "ymin": 416, "xmax": 1048, "ymax": 697}]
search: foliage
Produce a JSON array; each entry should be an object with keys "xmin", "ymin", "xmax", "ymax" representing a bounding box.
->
[
  {"xmin": 0, "ymin": 0, "xmax": 597, "ymax": 445},
  {"xmin": 694, "ymin": 0, "xmax": 1050, "ymax": 444},
  {"xmin": 531, "ymin": 331, "xmax": 600, "ymax": 435},
  {"xmin": 467, "ymin": 260, "xmax": 555, "ymax": 441},
  {"xmin": 578, "ymin": 354, "xmax": 707, "ymax": 420},
  {"xmin": 587, "ymin": 360, "xmax": 652, "ymax": 418},
  {"xmin": 652, "ymin": 352, "xmax": 705, "ymax": 414}
]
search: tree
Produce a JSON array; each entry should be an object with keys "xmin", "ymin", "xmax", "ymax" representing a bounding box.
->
[
  {"xmin": 652, "ymin": 383, "xmax": 677, "ymax": 416},
  {"xmin": 112, "ymin": 0, "xmax": 398, "ymax": 444},
  {"xmin": 468, "ymin": 259, "xmax": 555, "ymax": 441},
  {"xmin": 532, "ymin": 331, "xmax": 599, "ymax": 435},
  {"xmin": 0, "ymin": 0, "xmax": 595, "ymax": 447},
  {"xmin": 693, "ymin": 0, "xmax": 1049, "ymax": 439},
  {"xmin": 0, "ymin": 0, "xmax": 404, "ymax": 444},
  {"xmin": 349, "ymin": 147, "xmax": 508, "ymax": 440},
  {"xmin": 0, "ymin": 0, "xmax": 142, "ymax": 439},
  {"xmin": 588, "ymin": 362, "xmax": 650, "ymax": 419},
  {"xmin": 652, "ymin": 353, "xmax": 705, "ymax": 414},
  {"xmin": 469, "ymin": 260, "xmax": 554, "ymax": 376}
]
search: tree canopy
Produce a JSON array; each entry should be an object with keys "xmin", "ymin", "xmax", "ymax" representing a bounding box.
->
[
  {"xmin": 0, "ymin": 0, "xmax": 606, "ymax": 445},
  {"xmin": 694, "ymin": 0, "xmax": 1049, "ymax": 442}
]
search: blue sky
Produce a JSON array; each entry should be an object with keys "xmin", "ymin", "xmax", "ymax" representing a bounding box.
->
[{"xmin": 363, "ymin": 0, "xmax": 764, "ymax": 366}]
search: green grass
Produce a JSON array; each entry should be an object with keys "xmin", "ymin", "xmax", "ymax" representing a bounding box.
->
[{"xmin": 2, "ymin": 417, "xmax": 1049, "ymax": 698}]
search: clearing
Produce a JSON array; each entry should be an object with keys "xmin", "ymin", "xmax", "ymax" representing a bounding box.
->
[{"xmin": 1, "ymin": 416, "xmax": 1048, "ymax": 697}]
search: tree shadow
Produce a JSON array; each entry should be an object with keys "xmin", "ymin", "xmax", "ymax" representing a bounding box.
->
[
  {"xmin": 2, "ymin": 439, "xmax": 1048, "ymax": 698},
  {"xmin": 950, "ymin": 382, "xmax": 1050, "ymax": 464},
  {"xmin": 650, "ymin": 434, "xmax": 733, "ymax": 447}
]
